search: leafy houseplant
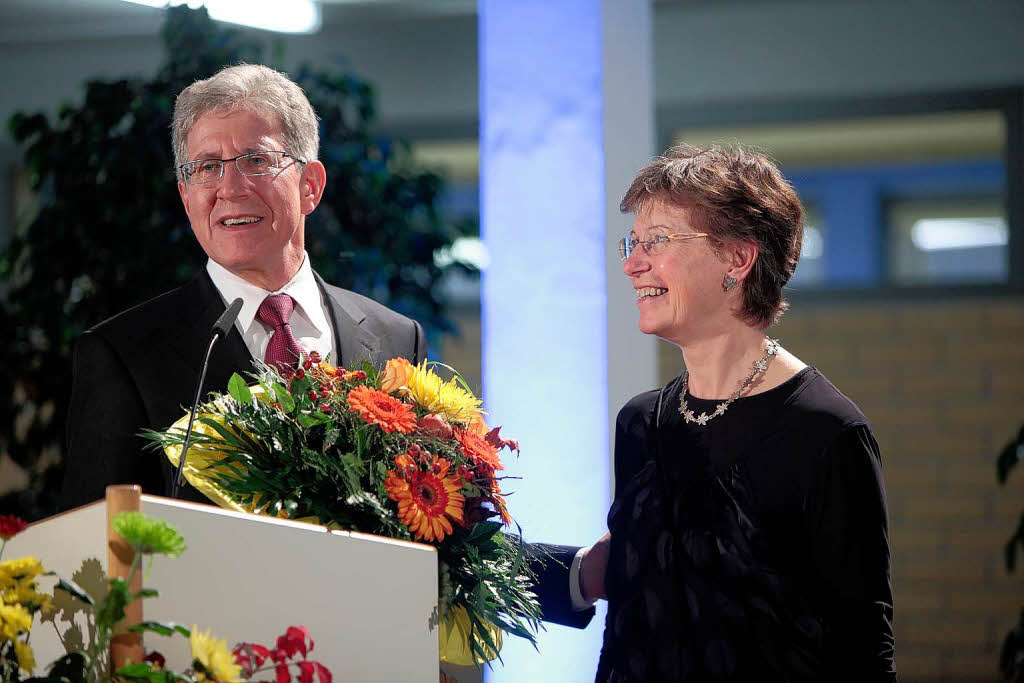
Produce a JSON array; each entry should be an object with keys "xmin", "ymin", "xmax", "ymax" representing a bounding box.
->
[
  {"xmin": 997, "ymin": 424, "xmax": 1024, "ymax": 682},
  {"xmin": 0, "ymin": 5, "xmax": 472, "ymax": 522}
]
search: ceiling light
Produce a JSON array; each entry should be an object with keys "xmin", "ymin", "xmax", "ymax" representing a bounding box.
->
[
  {"xmin": 118, "ymin": 0, "xmax": 321, "ymax": 34},
  {"xmin": 911, "ymin": 217, "xmax": 1007, "ymax": 251}
]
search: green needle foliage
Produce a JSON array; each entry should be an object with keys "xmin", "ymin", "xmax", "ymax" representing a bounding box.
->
[{"xmin": 0, "ymin": 6, "xmax": 474, "ymax": 521}]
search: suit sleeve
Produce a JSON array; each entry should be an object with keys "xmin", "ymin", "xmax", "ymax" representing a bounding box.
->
[
  {"xmin": 60, "ymin": 332, "xmax": 163, "ymax": 510},
  {"xmin": 524, "ymin": 542, "xmax": 594, "ymax": 628},
  {"xmin": 809, "ymin": 424, "xmax": 896, "ymax": 681}
]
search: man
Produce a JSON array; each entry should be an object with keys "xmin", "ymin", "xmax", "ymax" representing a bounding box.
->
[
  {"xmin": 59, "ymin": 64, "xmax": 426, "ymax": 510},
  {"xmin": 58, "ymin": 63, "xmax": 596, "ymax": 632}
]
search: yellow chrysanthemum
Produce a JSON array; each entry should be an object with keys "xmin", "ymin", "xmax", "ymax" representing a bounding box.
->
[
  {"xmin": 0, "ymin": 557, "xmax": 45, "ymax": 587},
  {"xmin": 0, "ymin": 603, "xmax": 33, "ymax": 641},
  {"xmin": 190, "ymin": 626, "xmax": 242, "ymax": 683},
  {"xmin": 405, "ymin": 362, "xmax": 483, "ymax": 425},
  {"xmin": 2, "ymin": 584, "xmax": 51, "ymax": 613},
  {"xmin": 14, "ymin": 640, "xmax": 35, "ymax": 673}
]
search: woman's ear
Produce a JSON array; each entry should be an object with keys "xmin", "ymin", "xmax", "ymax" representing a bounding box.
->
[{"xmin": 725, "ymin": 240, "xmax": 758, "ymax": 283}]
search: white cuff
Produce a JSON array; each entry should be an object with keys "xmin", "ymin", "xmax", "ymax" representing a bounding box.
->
[{"xmin": 569, "ymin": 546, "xmax": 598, "ymax": 611}]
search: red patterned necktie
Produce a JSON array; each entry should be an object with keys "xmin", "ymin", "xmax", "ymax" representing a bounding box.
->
[{"xmin": 257, "ymin": 294, "xmax": 305, "ymax": 374}]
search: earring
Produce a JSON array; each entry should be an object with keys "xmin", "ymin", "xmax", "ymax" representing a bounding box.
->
[{"xmin": 723, "ymin": 275, "xmax": 739, "ymax": 291}]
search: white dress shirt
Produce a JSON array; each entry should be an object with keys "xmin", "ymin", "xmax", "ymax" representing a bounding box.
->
[{"xmin": 206, "ymin": 253, "xmax": 335, "ymax": 364}]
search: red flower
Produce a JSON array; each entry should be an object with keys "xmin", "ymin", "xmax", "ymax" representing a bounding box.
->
[
  {"xmin": 276, "ymin": 625, "xmax": 313, "ymax": 659},
  {"xmin": 455, "ymin": 428, "xmax": 503, "ymax": 471},
  {"xmin": 0, "ymin": 514, "xmax": 28, "ymax": 540},
  {"xmin": 143, "ymin": 650, "xmax": 166, "ymax": 670},
  {"xmin": 233, "ymin": 642, "xmax": 271, "ymax": 675},
  {"xmin": 346, "ymin": 385, "xmax": 416, "ymax": 434}
]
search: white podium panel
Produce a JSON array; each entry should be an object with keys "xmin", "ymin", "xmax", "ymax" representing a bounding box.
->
[{"xmin": 7, "ymin": 496, "xmax": 439, "ymax": 682}]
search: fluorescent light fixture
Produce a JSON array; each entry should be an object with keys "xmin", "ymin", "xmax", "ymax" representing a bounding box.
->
[
  {"xmin": 118, "ymin": 0, "xmax": 321, "ymax": 34},
  {"xmin": 911, "ymin": 217, "xmax": 1007, "ymax": 251},
  {"xmin": 801, "ymin": 225, "xmax": 824, "ymax": 259}
]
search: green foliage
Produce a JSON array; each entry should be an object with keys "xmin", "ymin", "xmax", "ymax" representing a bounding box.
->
[
  {"xmin": 998, "ymin": 424, "xmax": 1024, "ymax": 681},
  {"xmin": 0, "ymin": 5, "xmax": 471, "ymax": 521}
]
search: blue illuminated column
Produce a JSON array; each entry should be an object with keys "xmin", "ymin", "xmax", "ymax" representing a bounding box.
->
[{"xmin": 480, "ymin": 1, "xmax": 655, "ymax": 680}]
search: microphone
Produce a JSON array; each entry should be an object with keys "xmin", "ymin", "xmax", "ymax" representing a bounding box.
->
[{"xmin": 170, "ymin": 297, "xmax": 244, "ymax": 499}]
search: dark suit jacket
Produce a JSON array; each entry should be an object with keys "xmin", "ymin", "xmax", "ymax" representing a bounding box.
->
[{"xmin": 59, "ymin": 269, "xmax": 427, "ymax": 510}]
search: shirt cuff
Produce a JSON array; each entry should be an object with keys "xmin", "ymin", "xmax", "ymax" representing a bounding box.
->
[{"xmin": 569, "ymin": 546, "xmax": 598, "ymax": 611}]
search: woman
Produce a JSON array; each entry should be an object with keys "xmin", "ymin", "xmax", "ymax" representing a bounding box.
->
[{"xmin": 583, "ymin": 144, "xmax": 895, "ymax": 681}]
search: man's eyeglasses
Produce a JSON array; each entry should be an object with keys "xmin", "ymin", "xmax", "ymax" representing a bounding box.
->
[
  {"xmin": 618, "ymin": 232, "xmax": 709, "ymax": 261},
  {"xmin": 179, "ymin": 151, "xmax": 305, "ymax": 185}
]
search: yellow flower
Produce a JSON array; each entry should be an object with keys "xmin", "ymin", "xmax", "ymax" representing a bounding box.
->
[
  {"xmin": 405, "ymin": 362, "xmax": 482, "ymax": 425},
  {"xmin": 0, "ymin": 603, "xmax": 33, "ymax": 641},
  {"xmin": 14, "ymin": 640, "xmax": 35, "ymax": 673},
  {"xmin": 3, "ymin": 584, "xmax": 51, "ymax": 613},
  {"xmin": 190, "ymin": 626, "xmax": 242, "ymax": 682},
  {"xmin": 0, "ymin": 557, "xmax": 45, "ymax": 587}
]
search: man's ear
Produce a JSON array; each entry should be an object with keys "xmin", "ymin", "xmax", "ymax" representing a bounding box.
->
[
  {"xmin": 726, "ymin": 239, "xmax": 759, "ymax": 283},
  {"xmin": 178, "ymin": 180, "xmax": 190, "ymax": 214},
  {"xmin": 300, "ymin": 161, "xmax": 327, "ymax": 215}
]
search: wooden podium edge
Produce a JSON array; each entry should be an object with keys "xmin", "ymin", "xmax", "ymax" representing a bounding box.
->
[{"xmin": 106, "ymin": 484, "xmax": 143, "ymax": 670}]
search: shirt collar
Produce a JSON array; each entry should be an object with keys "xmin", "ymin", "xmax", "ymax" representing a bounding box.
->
[{"xmin": 205, "ymin": 254, "xmax": 332, "ymax": 337}]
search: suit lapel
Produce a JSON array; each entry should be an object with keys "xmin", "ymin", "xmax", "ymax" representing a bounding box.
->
[
  {"xmin": 314, "ymin": 272, "xmax": 382, "ymax": 367},
  {"xmin": 166, "ymin": 271, "xmax": 253, "ymax": 386}
]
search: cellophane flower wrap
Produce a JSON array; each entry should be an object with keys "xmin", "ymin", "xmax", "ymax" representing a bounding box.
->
[{"xmin": 146, "ymin": 355, "xmax": 540, "ymax": 665}]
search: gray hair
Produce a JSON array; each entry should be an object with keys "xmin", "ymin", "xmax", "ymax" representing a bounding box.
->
[{"xmin": 172, "ymin": 63, "xmax": 319, "ymax": 180}]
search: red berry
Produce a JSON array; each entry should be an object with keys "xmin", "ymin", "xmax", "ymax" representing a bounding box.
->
[
  {"xmin": 274, "ymin": 402, "xmax": 283, "ymax": 410},
  {"xmin": 320, "ymin": 403, "xmax": 331, "ymax": 414},
  {"xmin": 407, "ymin": 444, "xmax": 421, "ymax": 456},
  {"xmin": 354, "ymin": 370, "xmax": 367, "ymax": 380},
  {"xmin": 303, "ymin": 358, "xmax": 313, "ymax": 370},
  {"xmin": 308, "ymin": 390, "xmax": 318, "ymax": 402},
  {"xmin": 294, "ymin": 368, "xmax": 305, "ymax": 379},
  {"xmin": 309, "ymin": 351, "xmax": 322, "ymax": 363}
]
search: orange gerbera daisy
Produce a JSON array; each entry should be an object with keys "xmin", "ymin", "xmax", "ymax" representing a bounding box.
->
[
  {"xmin": 384, "ymin": 458, "xmax": 465, "ymax": 543},
  {"xmin": 346, "ymin": 385, "xmax": 416, "ymax": 434},
  {"xmin": 455, "ymin": 428, "xmax": 503, "ymax": 471}
]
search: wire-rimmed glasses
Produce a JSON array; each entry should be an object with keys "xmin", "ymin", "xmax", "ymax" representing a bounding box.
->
[
  {"xmin": 618, "ymin": 232, "xmax": 709, "ymax": 261},
  {"xmin": 179, "ymin": 150, "xmax": 305, "ymax": 185}
]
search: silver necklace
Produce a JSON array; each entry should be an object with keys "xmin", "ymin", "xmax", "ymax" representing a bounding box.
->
[{"xmin": 678, "ymin": 338, "xmax": 780, "ymax": 426}]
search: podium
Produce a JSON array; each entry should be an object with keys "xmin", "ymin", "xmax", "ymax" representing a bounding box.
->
[{"xmin": 6, "ymin": 486, "xmax": 439, "ymax": 681}]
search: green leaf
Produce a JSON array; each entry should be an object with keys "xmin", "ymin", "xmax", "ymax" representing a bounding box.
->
[
  {"xmin": 228, "ymin": 373, "xmax": 253, "ymax": 405},
  {"xmin": 272, "ymin": 382, "xmax": 295, "ymax": 412},
  {"xmin": 95, "ymin": 578, "xmax": 132, "ymax": 632},
  {"xmin": 466, "ymin": 521, "xmax": 503, "ymax": 544},
  {"xmin": 128, "ymin": 620, "xmax": 191, "ymax": 638}
]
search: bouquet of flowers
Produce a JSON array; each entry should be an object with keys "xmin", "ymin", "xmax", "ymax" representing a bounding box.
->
[{"xmin": 146, "ymin": 355, "xmax": 541, "ymax": 666}]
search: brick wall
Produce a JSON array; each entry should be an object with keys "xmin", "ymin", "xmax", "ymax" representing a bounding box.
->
[
  {"xmin": 441, "ymin": 296, "xmax": 1024, "ymax": 681},
  {"xmin": 657, "ymin": 297, "xmax": 1024, "ymax": 682}
]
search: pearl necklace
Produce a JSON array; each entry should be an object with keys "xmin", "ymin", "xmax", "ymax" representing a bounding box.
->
[{"xmin": 678, "ymin": 338, "xmax": 780, "ymax": 426}]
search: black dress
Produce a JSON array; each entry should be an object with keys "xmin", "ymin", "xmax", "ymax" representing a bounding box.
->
[{"xmin": 595, "ymin": 367, "xmax": 896, "ymax": 682}]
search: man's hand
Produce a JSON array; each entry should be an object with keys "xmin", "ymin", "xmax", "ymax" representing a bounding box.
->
[{"xmin": 580, "ymin": 531, "xmax": 610, "ymax": 602}]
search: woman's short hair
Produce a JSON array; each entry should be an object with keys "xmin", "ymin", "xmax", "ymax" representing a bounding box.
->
[
  {"xmin": 620, "ymin": 143, "xmax": 804, "ymax": 328},
  {"xmin": 171, "ymin": 63, "xmax": 319, "ymax": 180}
]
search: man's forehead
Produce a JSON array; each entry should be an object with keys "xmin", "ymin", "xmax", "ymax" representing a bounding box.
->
[{"xmin": 185, "ymin": 107, "xmax": 284, "ymax": 155}]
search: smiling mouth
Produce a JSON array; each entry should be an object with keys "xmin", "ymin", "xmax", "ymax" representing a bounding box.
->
[
  {"xmin": 221, "ymin": 216, "xmax": 263, "ymax": 227},
  {"xmin": 635, "ymin": 287, "xmax": 668, "ymax": 301}
]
